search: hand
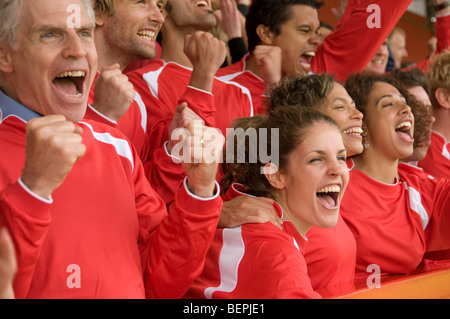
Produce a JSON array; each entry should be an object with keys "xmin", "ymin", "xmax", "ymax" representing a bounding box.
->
[
  {"xmin": 331, "ymin": 0, "xmax": 348, "ymax": 22},
  {"xmin": 0, "ymin": 228, "xmax": 16, "ymax": 299},
  {"xmin": 167, "ymin": 102, "xmax": 204, "ymax": 153},
  {"xmin": 172, "ymin": 121, "xmax": 224, "ymax": 198},
  {"xmin": 215, "ymin": 0, "xmax": 242, "ymax": 40},
  {"xmin": 184, "ymin": 31, "xmax": 227, "ymax": 92},
  {"xmin": 252, "ymin": 45, "xmax": 282, "ymax": 94},
  {"xmin": 21, "ymin": 115, "xmax": 86, "ymax": 199},
  {"xmin": 219, "ymin": 196, "xmax": 283, "ymax": 229},
  {"xmin": 92, "ymin": 64, "xmax": 135, "ymax": 121}
]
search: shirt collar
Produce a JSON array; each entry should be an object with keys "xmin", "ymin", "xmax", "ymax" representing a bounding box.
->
[{"xmin": 0, "ymin": 89, "xmax": 42, "ymax": 123}]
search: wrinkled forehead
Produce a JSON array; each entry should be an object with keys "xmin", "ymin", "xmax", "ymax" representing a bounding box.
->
[{"xmin": 20, "ymin": 0, "xmax": 95, "ymax": 32}]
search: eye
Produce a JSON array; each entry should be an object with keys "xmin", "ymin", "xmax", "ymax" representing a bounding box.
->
[
  {"xmin": 337, "ymin": 155, "xmax": 347, "ymax": 162},
  {"xmin": 334, "ymin": 105, "xmax": 345, "ymax": 110},
  {"xmin": 309, "ymin": 157, "xmax": 322, "ymax": 164}
]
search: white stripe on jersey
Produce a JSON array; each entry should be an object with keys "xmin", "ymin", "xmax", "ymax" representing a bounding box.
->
[
  {"xmin": 404, "ymin": 182, "xmax": 429, "ymax": 230},
  {"xmin": 203, "ymin": 226, "xmax": 245, "ymax": 299},
  {"xmin": 79, "ymin": 121, "xmax": 134, "ymax": 173}
]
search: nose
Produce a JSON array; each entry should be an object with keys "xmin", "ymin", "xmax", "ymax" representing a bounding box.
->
[
  {"xmin": 149, "ymin": 1, "xmax": 165, "ymax": 25},
  {"xmin": 309, "ymin": 30, "xmax": 321, "ymax": 47},
  {"xmin": 327, "ymin": 159, "xmax": 346, "ymax": 177},
  {"xmin": 351, "ymin": 106, "xmax": 363, "ymax": 121}
]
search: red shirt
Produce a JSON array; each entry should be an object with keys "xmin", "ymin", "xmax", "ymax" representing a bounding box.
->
[
  {"xmin": 0, "ymin": 91, "xmax": 222, "ymax": 298},
  {"xmin": 418, "ymin": 131, "xmax": 450, "ymax": 180},
  {"xmin": 184, "ymin": 183, "xmax": 321, "ymax": 299},
  {"xmin": 340, "ymin": 169, "xmax": 450, "ymax": 280}
]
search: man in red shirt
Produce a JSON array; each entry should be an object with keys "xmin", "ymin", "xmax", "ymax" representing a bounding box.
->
[
  {"xmin": 217, "ymin": 0, "xmax": 412, "ymax": 115},
  {"xmin": 418, "ymin": 52, "xmax": 450, "ymax": 180},
  {"xmin": 0, "ymin": 0, "xmax": 223, "ymax": 298}
]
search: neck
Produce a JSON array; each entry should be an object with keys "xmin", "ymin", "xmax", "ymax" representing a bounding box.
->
[
  {"xmin": 94, "ymin": 30, "xmax": 129, "ymax": 71},
  {"xmin": 432, "ymin": 108, "xmax": 450, "ymax": 140},
  {"xmin": 273, "ymin": 191, "xmax": 311, "ymax": 236},
  {"xmin": 159, "ymin": 25, "xmax": 196, "ymax": 68},
  {"xmin": 353, "ymin": 149, "xmax": 399, "ymax": 184}
]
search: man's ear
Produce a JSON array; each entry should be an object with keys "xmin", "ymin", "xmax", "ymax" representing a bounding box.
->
[
  {"xmin": 0, "ymin": 42, "xmax": 13, "ymax": 73},
  {"xmin": 255, "ymin": 24, "xmax": 274, "ymax": 45},
  {"xmin": 263, "ymin": 163, "xmax": 285, "ymax": 190},
  {"xmin": 434, "ymin": 88, "xmax": 450, "ymax": 110}
]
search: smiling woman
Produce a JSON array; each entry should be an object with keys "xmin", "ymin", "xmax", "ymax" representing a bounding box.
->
[
  {"xmin": 184, "ymin": 106, "xmax": 350, "ymax": 299},
  {"xmin": 339, "ymin": 73, "xmax": 450, "ymax": 281}
]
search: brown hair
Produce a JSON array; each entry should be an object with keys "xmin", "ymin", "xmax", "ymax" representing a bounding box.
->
[
  {"xmin": 344, "ymin": 73, "xmax": 430, "ymax": 149},
  {"xmin": 221, "ymin": 106, "xmax": 339, "ymax": 197},
  {"xmin": 427, "ymin": 51, "xmax": 450, "ymax": 108},
  {"xmin": 267, "ymin": 73, "xmax": 335, "ymax": 112}
]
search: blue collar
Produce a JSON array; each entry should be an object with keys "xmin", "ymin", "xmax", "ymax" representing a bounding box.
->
[{"xmin": 0, "ymin": 90, "xmax": 42, "ymax": 123}]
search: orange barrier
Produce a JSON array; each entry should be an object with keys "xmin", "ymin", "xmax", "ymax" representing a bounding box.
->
[{"xmin": 317, "ymin": 268, "xmax": 450, "ymax": 299}]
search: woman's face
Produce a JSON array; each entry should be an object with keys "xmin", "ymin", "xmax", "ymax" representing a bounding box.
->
[
  {"xmin": 321, "ymin": 83, "xmax": 364, "ymax": 157},
  {"xmin": 274, "ymin": 121, "xmax": 349, "ymax": 235},
  {"xmin": 364, "ymin": 82, "xmax": 415, "ymax": 160}
]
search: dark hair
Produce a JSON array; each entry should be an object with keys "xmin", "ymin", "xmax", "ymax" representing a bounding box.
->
[
  {"xmin": 246, "ymin": 0, "xmax": 323, "ymax": 54},
  {"xmin": 390, "ymin": 68, "xmax": 430, "ymax": 96},
  {"xmin": 267, "ymin": 73, "xmax": 335, "ymax": 112},
  {"xmin": 221, "ymin": 106, "xmax": 339, "ymax": 197},
  {"xmin": 344, "ymin": 73, "xmax": 430, "ymax": 149}
]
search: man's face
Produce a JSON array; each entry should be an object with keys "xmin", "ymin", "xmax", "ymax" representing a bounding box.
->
[
  {"xmin": 100, "ymin": 0, "xmax": 166, "ymax": 62},
  {"xmin": 388, "ymin": 31, "xmax": 408, "ymax": 69},
  {"xmin": 164, "ymin": 0, "xmax": 216, "ymax": 32},
  {"xmin": 1, "ymin": 0, "xmax": 97, "ymax": 123},
  {"xmin": 269, "ymin": 5, "xmax": 320, "ymax": 76}
]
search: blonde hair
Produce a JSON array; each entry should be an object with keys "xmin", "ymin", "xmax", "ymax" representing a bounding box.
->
[
  {"xmin": 428, "ymin": 51, "xmax": 450, "ymax": 108},
  {"xmin": 0, "ymin": 0, "xmax": 95, "ymax": 50}
]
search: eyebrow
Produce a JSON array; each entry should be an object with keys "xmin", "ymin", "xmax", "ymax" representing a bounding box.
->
[
  {"xmin": 310, "ymin": 149, "xmax": 347, "ymax": 155},
  {"xmin": 376, "ymin": 94, "xmax": 405, "ymax": 105}
]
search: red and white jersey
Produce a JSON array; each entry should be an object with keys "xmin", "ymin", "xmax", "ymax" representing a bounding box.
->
[
  {"xmin": 304, "ymin": 215, "xmax": 357, "ymax": 291},
  {"xmin": 184, "ymin": 183, "xmax": 321, "ymax": 299},
  {"xmin": 418, "ymin": 131, "xmax": 450, "ymax": 180},
  {"xmin": 216, "ymin": 0, "xmax": 413, "ymax": 115},
  {"xmin": 216, "ymin": 55, "xmax": 267, "ymax": 115},
  {"xmin": 398, "ymin": 162, "xmax": 435, "ymax": 180},
  {"xmin": 126, "ymin": 59, "xmax": 255, "ymax": 161},
  {"xmin": 340, "ymin": 169, "xmax": 450, "ymax": 280},
  {"xmin": 0, "ymin": 91, "xmax": 222, "ymax": 299},
  {"xmin": 84, "ymin": 72, "xmax": 150, "ymax": 161}
]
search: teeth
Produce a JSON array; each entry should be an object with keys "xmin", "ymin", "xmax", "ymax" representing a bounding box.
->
[
  {"xmin": 56, "ymin": 71, "xmax": 85, "ymax": 78},
  {"xmin": 396, "ymin": 121, "xmax": 411, "ymax": 130},
  {"xmin": 196, "ymin": 0, "xmax": 208, "ymax": 6},
  {"xmin": 343, "ymin": 127, "xmax": 363, "ymax": 135},
  {"xmin": 301, "ymin": 62, "xmax": 311, "ymax": 68},
  {"xmin": 67, "ymin": 92, "xmax": 82, "ymax": 99},
  {"xmin": 303, "ymin": 51, "xmax": 315, "ymax": 57},
  {"xmin": 137, "ymin": 30, "xmax": 156, "ymax": 39},
  {"xmin": 317, "ymin": 185, "xmax": 341, "ymax": 194}
]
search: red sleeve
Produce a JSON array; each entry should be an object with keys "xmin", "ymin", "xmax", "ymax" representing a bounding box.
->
[
  {"xmin": 312, "ymin": 0, "xmax": 412, "ymax": 82},
  {"xmin": 142, "ymin": 179, "xmax": 222, "ymax": 299},
  {"xmin": 421, "ymin": 178, "xmax": 450, "ymax": 253},
  {"xmin": 0, "ymin": 181, "xmax": 51, "ymax": 299},
  {"xmin": 144, "ymin": 143, "xmax": 185, "ymax": 206},
  {"xmin": 177, "ymin": 86, "xmax": 216, "ymax": 128},
  {"xmin": 127, "ymin": 142, "xmax": 223, "ymax": 299}
]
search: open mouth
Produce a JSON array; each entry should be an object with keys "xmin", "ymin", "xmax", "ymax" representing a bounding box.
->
[
  {"xmin": 299, "ymin": 51, "xmax": 315, "ymax": 70},
  {"xmin": 343, "ymin": 126, "xmax": 363, "ymax": 138},
  {"xmin": 195, "ymin": 0, "xmax": 209, "ymax": 7},
  {"xmin": 137, "ymin": 30, "xmax": 156, "ymax": 41},
  {"xmin": 395, "ymin": 120, "xmax": 414, "ymax": 142},
  {"xmin": 316, "ymin": 185, "xmax": 341, "ymax": 209},
  {"xmin": 53, "ymin": 70, "xmax": 86, "ymax": 99}
]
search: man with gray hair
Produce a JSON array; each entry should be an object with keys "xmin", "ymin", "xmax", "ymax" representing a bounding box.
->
[{"xmin": 0, "ymin": 0, "xmax": 223, "ymax": 299}]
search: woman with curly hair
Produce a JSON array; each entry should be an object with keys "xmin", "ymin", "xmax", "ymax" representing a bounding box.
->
[
  {"xmin": 342, "ymin": 73, "xmax": 450, "ymax": 280},
  {"xmin": 184, "ymin": 106, "xmax": 349, "ymax": 298}
]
